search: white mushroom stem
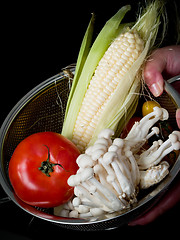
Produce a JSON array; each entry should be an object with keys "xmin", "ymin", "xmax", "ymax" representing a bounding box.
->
[
  {"xmin": 138, "ymin": 131, "xmax": 180, "ymax": 170},
  {"xmin": 137, "ymin": 140, "xmax": 163, "ymax": 169},
  {"xmin": 108, "ymin": 144, "xmax": 131, "ymax": 179},
  {"xmin": 125, "ymin": 150, "xmax": 140, "ymax": 186},
  {"xmin": 106, "ymin": 174, "xmax": 123, "ymax": 195},
  {"xmin": 116, "ymin": 154, "xmax": 132, "ymax": 181},
  {"xmin": 88, "ymin": 177, "xmax": 123, "ymax": 211},
  {"xmin": 73, "ymin": 193, "xmax": 100, "ymax": 209},
  {"xmin": 98, "ymin": 156, "xmax": 115, "ymax": 176},
  {"xmin": 112, "ymin": 142, "xmax": 132, "ymax": 182},
  {"xmin": 103, "ymin": 152, "xmax": 135, "ymax": 198},
  {"xmin": 146, "ymin": 127, "xmax": 159, "ymax": 139},
  {"xmin": 75, "ymin": 185, "xmax": 104, "ymax": 210},
  {"xmin": 68, "ymin": 169, "xmax": 104, "ymax": 209},
  {"xmin": 139, "ymin": 107, "xmax": 169, "ymax": 131},
  {"xmin": 125, "ymin": 107, "xmax": 169, "ymax": 151},
  {"xmin": 82, "ymin": 181, "xmax": 113, "ymax": 211},
  {"xmin": 68, "ymin": 167, "xmax": 122, "ymax": 212},
  {"xmin": 108, "ymin": 141, "xmax": 133, "ymax": 184},
  {"xmin": 93, "ymin": 163, "xmax": 112, "ymax": 191},
  {"xmin": 80, "ymin": 199, "xmax": 100, "ymax": 208},
  {"xmin": 112, "ymin": 160, "xmax": 135, "ymax": 198}
]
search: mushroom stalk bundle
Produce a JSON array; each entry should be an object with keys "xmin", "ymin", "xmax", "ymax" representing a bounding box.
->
[{"xmin": 54, "ymin": 107, "xmax": 180, "ymax": 220}]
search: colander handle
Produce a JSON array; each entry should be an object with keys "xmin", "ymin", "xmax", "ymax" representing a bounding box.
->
[{"xmin": 164, "ymin": 75, "xmax": 180, "ymax": 108}]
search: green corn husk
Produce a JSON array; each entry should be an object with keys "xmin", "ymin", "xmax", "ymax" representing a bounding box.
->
[
  {"xmin": 63, "ymin": 5, "xmax": 131, "ymax": 131},
  {"xmin": 64, "ymin": 13, "xmax": 95, "ymax": 120},
  {"xmin": 62, "ymin": 1, "xmax": 165, "ymax": 150}
]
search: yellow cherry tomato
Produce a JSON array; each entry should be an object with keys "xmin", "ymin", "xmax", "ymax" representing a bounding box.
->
[{"xmin": 142, "ymin": 100, "xmax": 161, "ymax": 117}]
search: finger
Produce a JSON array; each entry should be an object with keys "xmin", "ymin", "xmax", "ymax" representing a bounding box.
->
[
  {"xmin": 144, "ymin": 46, "xmax": 180, "ymax": 97},
  {"xmin": 176, "ymin": 109, "xmax": 180, "ymax": 129},
  {"xmin": 143, "ymin": 49, "xmax": 166, "ymax": 97}
]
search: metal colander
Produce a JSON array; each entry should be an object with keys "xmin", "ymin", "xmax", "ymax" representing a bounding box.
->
[{"xmin": 0, "ymin": 66, "xmax": 179, "ymax": 231}]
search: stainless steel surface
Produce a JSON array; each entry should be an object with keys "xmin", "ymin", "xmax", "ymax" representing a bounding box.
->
[
  {"xmin": 0, "ymin": 69, "xmax": 179, "ymax": 231},
  {"xmin": 165, "ymin": 75, "xmax": 180, "ymax": 108},
  {"xmin": 166, "ymin": 75, "xmax": 180, "ymax": 84}
]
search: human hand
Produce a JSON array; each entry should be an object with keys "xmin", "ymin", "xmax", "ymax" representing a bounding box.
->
[
  {"xmin": 128, "ymin": 45, "xmax": 180, "ymax": 226},
  {"xmin": 143, "ymin": 45, "xmax": 180, "ymax": 128}
]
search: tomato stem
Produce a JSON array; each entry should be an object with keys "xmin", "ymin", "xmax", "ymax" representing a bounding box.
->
[{"xmin": 38, "ymin": 145, "xmax": 65, "ymax": 177}]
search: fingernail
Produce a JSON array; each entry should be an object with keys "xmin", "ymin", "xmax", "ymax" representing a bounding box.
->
[{"xmin": 149, "ymin": 81, "xmax": 163, "ymax": 97}]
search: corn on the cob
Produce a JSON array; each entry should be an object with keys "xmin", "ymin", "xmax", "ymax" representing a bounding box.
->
[
  {"xmin": 62, "ymin": 2, "xmax": 164, "ymax": 152},
  {"xmin": 72, "ymin": 31, "xmax": 144, "ymax": 151}
]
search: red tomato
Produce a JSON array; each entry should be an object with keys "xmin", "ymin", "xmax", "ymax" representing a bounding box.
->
[
  {"xmin": 121, "ymin": 117, "xmax": 141, "ymax": 138},
  {"xmin": 8, "ymin": 132, "xmax": 80, "ymax": 208}
]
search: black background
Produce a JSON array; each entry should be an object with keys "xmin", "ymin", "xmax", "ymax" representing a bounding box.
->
[{"xmin": 1, "ymin": 0, "xmax": 180, "ymax": 238}]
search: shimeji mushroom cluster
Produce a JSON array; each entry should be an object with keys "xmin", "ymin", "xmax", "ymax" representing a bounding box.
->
[{"xmin": 54, "ymin": 107, "xmax": 180, "ymax": 220}]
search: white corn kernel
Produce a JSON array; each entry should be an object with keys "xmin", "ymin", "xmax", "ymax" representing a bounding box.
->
[{"xmin": 72, "ymin": 30, "xmax": 144, "ymax": 152}]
